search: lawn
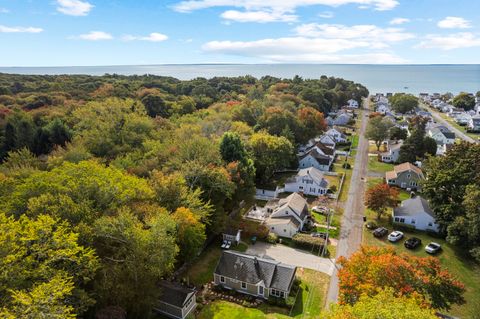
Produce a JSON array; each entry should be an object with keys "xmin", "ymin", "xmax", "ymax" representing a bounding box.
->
[
  {"xmin": 367, "ymin": 156, "xmax": 393, "ymax": 173},
  {"xmin": 183, "ymin": 245, "xmax": 222, "ymax": 287},
  {"xmin": 197, "ymin": 269, "xmax": 330, "ymax": 319},
  {"xmin": 366, "ymin": 177, "xmax": 410, "ymax": 201},
  {"xmin": 363, "ymin": 213, "xmax": 480, "ymax": 318}
]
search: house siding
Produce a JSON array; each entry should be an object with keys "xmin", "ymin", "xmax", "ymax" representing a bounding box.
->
[
  {"xmin": 387, "ymin": 170, "xmax": 422, "ymax": 190},
  {"xmin": 299, "ymin": 155, "xmax": 330, "ymax": 171},
  {"xmin": 214, "ymin": 274, "xmax": 269, "ymax": 298},
  {"xmin": 392, "ymin": 211, "xmax": 439, "ymax": 232}
]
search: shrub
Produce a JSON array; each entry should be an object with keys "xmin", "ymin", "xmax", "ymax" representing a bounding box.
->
[
  {"xmin": 292, "ymin": 233, "xmax": 325, "ymax": 250},
  {"xmin": 266, "ymin": 232, "xmax": 278, "ymax": 244},
  {"xmin": 343, "ymin": 163, "xmax": 351, "ymax": 169},
  {"xmin": 329, "ymin": 185, "xmax": 338, "ymax": 193}
]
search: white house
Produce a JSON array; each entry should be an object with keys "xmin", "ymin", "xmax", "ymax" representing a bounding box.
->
[
  {"xmin": 317, "ymin": 134, "xmax": 336, "ymax": 148},
  {"xmin": 298, "ymin": 149, "xmax": 332, "ymax": 171},
  {"xmin": 347, "ymin": 99, "xmax": 359, "ymax": 108},
  {"xmin": 265, "ymin": 192, "xmax": 309, "ymax": 238},
  {"xmin": 376, "ymin": 104, "xmax": 391, "ymax": 114},
  {"xmin": 304, "ymin": 141, "xmax": 335, "ymax": 158},
  {"xmin": 284, "ymin": 167, "xmax": 329, "ymax": 196},
  {"xmin": 454, "ymin": 113, "xmax": 471, "ymax": 125},
  {"xmin": 380, "ymin": 140, "xmax": 403, "ymax": 163},
  {"xmin": 393, "ymin": 196, "xmax": 439, "ymax": 232},
  {"xmin": 325, "ymin": 128, "xmax": 348, "ymax": 143},
  {"xmin": 428, "ymin": 127, "xmax": 455, "ymax": 145},
  {"xmin": 468, "ymin": 116, "xmax": 480, "ymax": 132}
]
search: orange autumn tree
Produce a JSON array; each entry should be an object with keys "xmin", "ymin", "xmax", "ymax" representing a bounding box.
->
[
  {"xmin": 364, "ymin": 183, "xmax": 399, "ymax": 219},
  {"xmin": 337, "ymin": 246, "xmax": 465, "ymax": 311}
]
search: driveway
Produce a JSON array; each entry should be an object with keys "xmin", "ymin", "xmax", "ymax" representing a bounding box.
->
[{"xmin": 246, "ymin": 241, "xmax": 335, "ymax": 276}]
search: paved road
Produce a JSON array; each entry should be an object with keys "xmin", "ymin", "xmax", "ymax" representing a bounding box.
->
[
  {"xmin": 246, "ymin": 241, "xmax": 335, "ymax": 276},
  {"xmin": 325, "ymin": 99, "xmax": 370, "ymax": 304},
  {"xmin": 423, "ymin": 106, "xmax": 478, "ymax": 144}
]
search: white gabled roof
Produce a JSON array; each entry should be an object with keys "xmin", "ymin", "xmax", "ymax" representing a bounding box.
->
[{"xmin": 296, "ymin": 167, "xmax": 329, "ymax": 188}]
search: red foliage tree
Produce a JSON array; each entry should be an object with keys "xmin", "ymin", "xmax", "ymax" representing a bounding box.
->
[
  {"xmin": 337, "ymin": 246, "xmax": 465, "ymax": 310},
  {"xmin": 365, "ymin": 183, "xmax": 399, "ymax": 219}
]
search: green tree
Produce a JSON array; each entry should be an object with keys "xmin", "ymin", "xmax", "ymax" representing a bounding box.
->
[
  {"xmin": 249, "ymin": 131, "xmax": 294, "ymax": 182},
  {"xmin": 72, "ymin": 98, "xmax": 154, "ymax": 158},
  {"xmin": 422, "ymin": 142, "xmax": 480, "ymax": 261},
  {"xmin": 141, "ymin": 93, "xmax": 171, "ymax": 118},
  {"xmin": 365, "ymin": 116, "xmax": 393, "ymax": 151},
  {"xmin": 93, "ymin": 209, "xmax": 178, "ymax": 318},
  {"xmin": 1, "ymin": 110, "xmax": 36, "ymax": 157},
  {"xmin": 0, "ymin": 213, "xmax": 99, "ymax": 316},
  {"xmin": 389, "ymin": 126, "xmax": 407, "ymax": 140},
  {"xmin": 453, "ymin": 92, "xmax": 476, "ymax": 111},
  {"xmin": 324, "ymin": 289, "xmax": 437, "ymax": 319},
  {"xmin": 172, "ymin": 207, "xmax": 206, "ymax": 263},
  {"xmin": 390, "ymin": 94, "xmax": 418, "ymax": 114}
]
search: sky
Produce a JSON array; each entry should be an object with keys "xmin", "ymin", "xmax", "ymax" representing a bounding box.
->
[{"xmin": 1, "ymin": 0, "xmax": 480, "ymax": 66}]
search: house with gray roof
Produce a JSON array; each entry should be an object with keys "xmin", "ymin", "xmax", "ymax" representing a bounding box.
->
[
  {"xmin": 393, "ymin": 196, "xmax": 439, "ymax": 232},
  {"xmin": 214, "ymin": 251, "xmax": 297, "ymax": 299},
  {"xmin": 298, "ymin": 148, "xmax": 332, "ymax": 171},
  {"xmin": 380, "ymin": 140, "xmax": 403, "ymax": 163},
  {"xmin": 284, "ymin": 167, "xmax": 329, "ymax": 196},
  {"xmin": 428, "ymin": 127, "xmax": 455, "ymax": 146},
  {"xmin": 468, "ymin": 116, "xmax": 480, "ymax": 132},
  {"xmin": 154, "ymin": 281, "xmax": 197, "ymax": 319},
  {"xmin": 265, "ymin": 192, "xmax": 310, "ymax": 238}
]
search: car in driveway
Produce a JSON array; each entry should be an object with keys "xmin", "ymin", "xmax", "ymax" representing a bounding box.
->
[
  {"xmin": 373, "ymin": 227, "xmax": 388, "ymax": 238},
  {"xmin": 365, "ymin": 221, "xmax": 378, "ymax": 230},
  {"xmin": 221, "ymin": 240, "xmax": 231, "ymax": 249},
  {"xmin": 404, "ymin": 237, "xmax": 422, "ymax": 249},
  {"xmin": 387, "ymin": 231, "xmax": 404, "ymax": 242},
  {"xmin": 425, "ymin": 242, "xmax": 441, "ymax": 254}
]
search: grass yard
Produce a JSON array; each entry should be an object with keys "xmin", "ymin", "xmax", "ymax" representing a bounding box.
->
[
  {"xmin": 366, "ymin": 177, "xmax": 410, "ymax": 201},
  {"xmin": 183, "ymin": 245, "xmax": 222, "ymax": 287},
  {"xmin": 197, "ymin": 269, "xmax": 330, "ymax": 319},
  {"xmin": 363, "ymin": 213, "xmax": 480, "ymax": 318},
  {"xmin": 367, "ymin": 156, "xmax": 393, "ymax": 173}
]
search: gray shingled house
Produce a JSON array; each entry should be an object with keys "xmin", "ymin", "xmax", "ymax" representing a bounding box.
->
[
  {"xmin": 154, "ymin": 281, "xmax": 197, "ymax": 319},
  {"xmin": 213, "ymin": 251, "xmax": 297, "ymax": 299}
]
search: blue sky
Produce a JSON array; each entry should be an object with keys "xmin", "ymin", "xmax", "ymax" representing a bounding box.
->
[{"xmin": 1, "ymin": 0, "xmax": 479, "ymax": 66}]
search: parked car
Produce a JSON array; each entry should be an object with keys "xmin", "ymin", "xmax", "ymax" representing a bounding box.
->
[
  {"xmin": 373, "ymin": 227, "xmax": 388, "ymax": 238},
  {"xmin": 404, "ymin": 237, "xmax": 422, "ymax": 249},
  {"xmin": 312, "ymin": 206, "xmax": 328, "ymax": 215},
  {"xmin": 365, "ymin": 221, "xmax": 378, "ymax": 230},
  {"xmin": 312, "ymin": 232, "xmax": 328, "ymax": 239},
  {"xmin": 425, "ymin": 242, "xmax": 441, "ymax": 254},
  {"xmin": 387, "ymin": 231, "xmax": 404, "ymax": 242},
  {"xmin": 221, "ymin": 240, "xmax": 231, "ymax": 249}
]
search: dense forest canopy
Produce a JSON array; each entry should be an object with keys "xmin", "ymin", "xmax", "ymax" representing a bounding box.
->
[{"xmin": 0, "ymin": 73, "xmax": 368, "ymax": 318}]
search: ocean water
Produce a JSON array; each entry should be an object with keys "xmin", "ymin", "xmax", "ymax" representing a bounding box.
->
[{"xmin": 1, "ymin": 64, "xmax": 479, "ymax": 95}]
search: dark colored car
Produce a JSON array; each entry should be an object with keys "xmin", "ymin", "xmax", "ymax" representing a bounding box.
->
[
  {"xmin": 404, "ymin": 237, "xmax": 422, "ymax": 249},
  {"xmin": 373, "ymin": 227, "xmax": 388, "ymax": 238}
]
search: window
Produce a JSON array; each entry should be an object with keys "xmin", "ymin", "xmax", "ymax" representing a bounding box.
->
[
  {"xmin": 407, "ymin": 174, "xmax": 411, "ymax": 179},
  {"xmin": 411, "ymin": 219, "xmax": 416, "ymax": 224},
  {"xmin": 259, "ymin": 286, "xmax": 264, "ymax": 295},
  {"xmin": 220, "ymin": 276, "xmax": 225, "ymax": 283},
  {"xmin": 394, "ymin": 217, "xmax": 399, "ymax": 222},
  {"xmin": 271, "ymin": 227, "xmax": 275, "ymax": 230},
  {"xmin": 284, "ymin": 229, "xmax": 287, "ymax": 232},
  {"xmin": 271, "ymin": 289, "xmax": 282, "ymax": 297},
  {"xmin": 428, "ymin": 222, "xmax": 433, "ymax": 227},
  {"xmin": 241, "ymin": 282, "xmax": 247, "ymax": 289},
  {"xmin": 299, "ymin": 186, "xmax": 303, "ymax": 190},
  {"xmin": 400, "ymin": 218, "xmax": 405, "ymax": 223}
]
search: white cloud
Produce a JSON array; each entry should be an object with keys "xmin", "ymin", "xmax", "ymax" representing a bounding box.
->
[
  {"xmin": 56, "ymin": 0, "xmax": 93, "ymax": 16},
  {"xmin": 0, "ymin": 8, "xmax": 9, "ymax": 13},
  {"xmin": 122, "ymin": 32, "xmax": 169, "ymax": 42},
  {"xmin": 173, "ymin": 0, "xmax": 398, "ymax": 24},
  {"xmin": 76, "ymin": 31, "xmax": 113, "ymax": 40},
  {"xmin": 390, "ymin": 17, "xmax": 409, "ymax": 25},
  {"xmin": 417, "ymin": 33, "xmax": 480, "ymax": 50},
  {"xmin": 437, "ymin": 16, "xmax": 471, "ymax": 29},
  {"xmin": 318, "ymin": 11, "xmax": 334, "ymax": 18},
  {"xmin": 220, "ymin": 10, "xmax": 297, "ymax": 23},
  {"xmin": 173, "ymin": 0, "xmax": 399, "ymax": 17},
  {"xmin": 294, "ymin": 23, "xmax": 414, "ymax": 44},
  {"xmin": 0, "ymin": 25, "xmax": 43, "ymax": 33}
]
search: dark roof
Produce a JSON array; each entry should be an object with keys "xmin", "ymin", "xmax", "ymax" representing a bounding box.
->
[
  {"xmin": 215, "ymin": 251, "xmax": 296, "ymax": 291},
  {"xmin": 300, "ymin": 149, "xmax": 331, "ymax": 165},
  {"xmin": 158, "ymin": 281, "xmax": 196, "ymax": 308},
  {"xmin": 393, "ymin": 196, "xmax": 436, "ymax": 219},
  {"xmin": 442, "ymin": 131, "xmax": 456, "ymax": 139}
]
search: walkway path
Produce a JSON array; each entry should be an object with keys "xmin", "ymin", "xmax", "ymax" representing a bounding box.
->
[{"xmin": 325, "ymin": 99, "xmax": 370, "ymax": 304}]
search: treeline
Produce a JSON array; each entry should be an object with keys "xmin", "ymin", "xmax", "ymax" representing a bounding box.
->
[{"xmin": 0, "ymin": 73, "xmax": 368, "ymax": 318}]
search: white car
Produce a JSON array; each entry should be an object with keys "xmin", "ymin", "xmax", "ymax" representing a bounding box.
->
[
  {"xmin": 387, "ymin": 231, "xmax": 404, "ymax": 242},
  {"xmin": 425, "ymin": 242, "xmax": 441, "ymax": 254}
]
